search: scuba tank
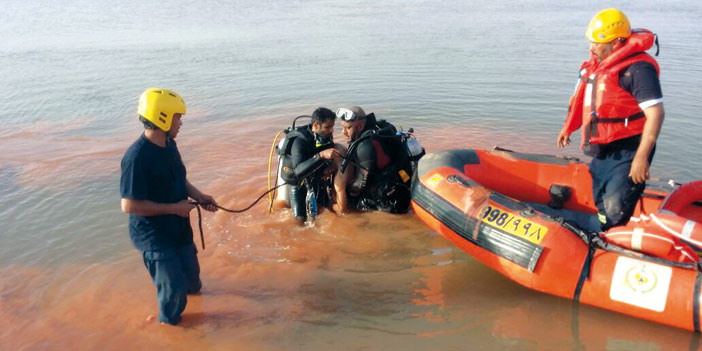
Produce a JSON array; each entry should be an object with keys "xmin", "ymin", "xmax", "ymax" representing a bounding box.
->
[
  {"xmin": 275, "ymin": 115, "xmax": 313, "ymax": 209},
  {"xmin": 274, "ymin": 137, "xmax": 290, "ymax": 207},
  {"xmin": 397, "ymin": 128, "xmax": 425, "ymax": 177},
  {"xmin": 276, "ymin": 118, "xmax": 310, "ymax": 183},
  {"xmin": 402, "ymin": 129, "xmax": 425, "ymax": 162}
]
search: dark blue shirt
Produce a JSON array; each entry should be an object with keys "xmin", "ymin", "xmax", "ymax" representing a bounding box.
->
[
  {"xmin": 619, "ymin": 61, "xmax": 663, "ymax": 104},
  {"xmin": 120, "ymin": 134, "xmax": 192, "ymax": 252}
]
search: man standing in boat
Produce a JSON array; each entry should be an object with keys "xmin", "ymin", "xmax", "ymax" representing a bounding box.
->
[
  {"xmin": 557, "ymin": 8, "xmax": 664, "ymax": 231},
  {"xmin": 120, "ymin": 88, "xmax": 218, "ymax": 325}
]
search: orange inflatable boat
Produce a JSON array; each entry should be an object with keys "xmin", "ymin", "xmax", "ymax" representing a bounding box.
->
[{"xmin": 411, "ymin": 148, "xmax": 702, "ymax": 331}]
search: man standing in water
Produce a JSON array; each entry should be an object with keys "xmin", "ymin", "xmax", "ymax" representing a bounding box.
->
[
  {"xmin": 336, "ymin": 106, "xmax": 413, "ymax": 214},
  {"xmin": 120, "ymin": 88, "xmax": 218, "ymax": 325},
  {"xmin": 557, "ymin": 8, "xmax": 664, "ymax": 231},
  {"xmin": 280, "ymin": 107, "xmax": 341, "ymax": 222}
]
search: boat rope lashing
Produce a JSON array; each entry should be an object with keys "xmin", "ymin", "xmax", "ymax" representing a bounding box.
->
[
  {"xmin": 560, "ymin": 219, "xmax": 599, "ymax": 302},
  {"xmin": 573, "ymin": 244, "xmax": 597, "ymax": 302}
]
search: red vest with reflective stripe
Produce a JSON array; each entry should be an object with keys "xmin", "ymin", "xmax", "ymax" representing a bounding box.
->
[{"xmin": 563, "ymin": 29, "xmax": 660, "ymax": 151}]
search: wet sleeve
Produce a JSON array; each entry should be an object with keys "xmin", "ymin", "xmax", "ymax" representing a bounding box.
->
[
  {"xmin": 355, "ymin": 141, "xmax": 377, "ymax": 172},
  {"xmin": 290, "ymin": 138, "xmax": 324, "ymax": 179},
  {"xmin": 351, "ymin": 141, "xmax": 377, "ymax": 192},
  {"xmin": 289, "ymin": 138, "xmax": 307, "ymax": 168},
  {"xmin": 619, "ymin": 62, "xmax": 663, "ymax": 107},
  {"xmin": 120, "ymin": 152, "xmax": 148, "ymax": 200}
]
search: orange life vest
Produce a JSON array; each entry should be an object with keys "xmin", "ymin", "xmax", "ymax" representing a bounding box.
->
[{"xmin": 563, "ymin": 29, "xmax": 660, "ymax": 153}]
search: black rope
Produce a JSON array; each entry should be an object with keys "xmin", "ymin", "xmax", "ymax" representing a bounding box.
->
[
  {"xmin": 189, "ymin": 183, "xmax": 288, "ymax": 250},
  {"xmin": 193, "ymin": 204, "xmax": 204, "ymax": 250},
  {"xmin": 573, "ymin": 244, "xmax": 596, "ymax": 302},
  {"xmin": 269, "ymin": 159, "xmax": 280, "ymax": 213},
  {"xmin": 189, "ymin": 155, "xmax": 335, "ymax": 250},
  {"xmin": 218, "ymin": 185, "xmax": 286, "ymax": 213}
]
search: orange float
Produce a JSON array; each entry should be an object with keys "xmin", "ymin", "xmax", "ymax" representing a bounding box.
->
[{"xmin": 411, "ymin": 148, "xmax": 702, "ymax": 331}]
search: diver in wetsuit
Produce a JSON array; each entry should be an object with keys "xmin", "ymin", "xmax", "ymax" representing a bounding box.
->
[
  {"xmin": 279, "ymin": 107, "xmax": 340, "ymax": 222},
  {"xmin": 336, "ymin": 106, "xmax": 413, "ymax": 214}
]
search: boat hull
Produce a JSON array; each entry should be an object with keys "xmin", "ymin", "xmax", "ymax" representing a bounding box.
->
[{"xmin": 412, "ymin": 149, "xmax": 702, "ymax": 331}]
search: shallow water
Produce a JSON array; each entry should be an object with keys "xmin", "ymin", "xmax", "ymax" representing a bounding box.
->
[{"xmin": 2, "ymin": 1, "xmax": 702, "ymax": 350}]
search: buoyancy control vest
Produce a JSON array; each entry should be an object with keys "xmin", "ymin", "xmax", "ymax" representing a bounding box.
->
[
  {"xmin": 277, "ymin": 123, "xmax": 334, "ymax": 184},
  {"xmin": 563, "ymin": 29, "xmax": 660, "ymax": 155},
  {"xmin": 345, "ymin": 114, "xmax": 423, "ymax": 213}
]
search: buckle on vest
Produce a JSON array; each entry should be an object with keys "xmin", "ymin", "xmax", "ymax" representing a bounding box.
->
[{"xmin": 625, "ymin": 118, "xmax": 628, "ymax": 127}]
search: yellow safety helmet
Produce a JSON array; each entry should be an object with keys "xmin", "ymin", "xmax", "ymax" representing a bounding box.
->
[
  {"xmin": 586, "ymin": 8, "xmax": 631, "ymax": 43},
  {"xmin": 137, "ymin": 88, "xmax": 186, "ymax": 131}
]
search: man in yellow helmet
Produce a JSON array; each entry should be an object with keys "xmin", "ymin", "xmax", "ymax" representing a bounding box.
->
[
  {"xmin": 120, "ymin": 88, "xmax": 218, "ymax": 325},
  {"xmin": 557, "ymin": 9, "xmax": 664, "ymax": 231}
]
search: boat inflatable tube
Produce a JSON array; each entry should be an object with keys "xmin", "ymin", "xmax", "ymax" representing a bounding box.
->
[{"xmin": 412, "ymin": 148, "xmax": 702, "ymax": 331}]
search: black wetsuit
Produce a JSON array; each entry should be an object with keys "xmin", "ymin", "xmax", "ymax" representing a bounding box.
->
[
  {"xmin": 282, "ymin": 125, "xmax": 334, "ymax": 222},
  {"xmin": 347, "ymin": 115, "xmax": 412, "ymax": 214}
]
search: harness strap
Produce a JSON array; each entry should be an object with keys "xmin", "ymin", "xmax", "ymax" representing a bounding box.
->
[
  {"xmin": 585, "ymin": 75, "xmax": 598, "ymax": 150},
  {"xmin": 593, "ymin": 111, "xmax": 646, "ymax": 124}
]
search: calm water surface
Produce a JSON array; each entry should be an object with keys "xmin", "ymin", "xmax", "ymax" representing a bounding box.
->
[{"xmin": 1, "ymin": 1, "xmax": 702, "ymax": 350}]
